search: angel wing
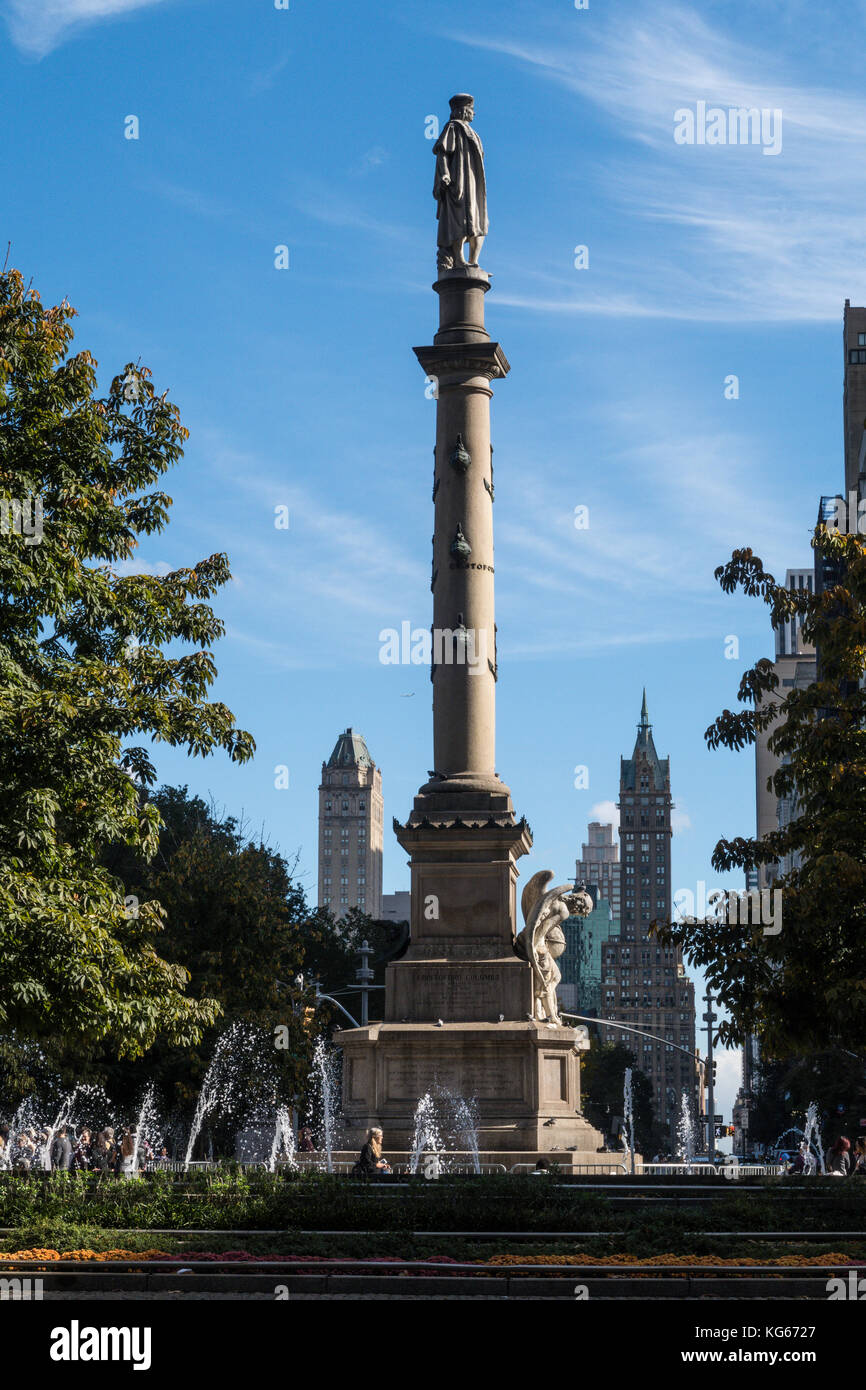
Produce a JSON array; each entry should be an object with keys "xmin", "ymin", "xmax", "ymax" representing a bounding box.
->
[{"xmin": 520, "ymin": 869, "xmax": 553, "ymax": 930}]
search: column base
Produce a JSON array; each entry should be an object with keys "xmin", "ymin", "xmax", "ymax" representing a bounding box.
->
[{"xmin": 335, "ymin": 1020, "xmax": 604, "ymax": 1154}]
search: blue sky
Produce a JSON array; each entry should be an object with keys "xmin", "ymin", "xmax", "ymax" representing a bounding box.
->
[{"xmin": 5, "ymin": 0, "xmax": 861, "ymax": 1121}]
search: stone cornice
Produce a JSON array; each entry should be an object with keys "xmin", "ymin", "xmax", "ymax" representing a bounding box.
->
[{"xmin": 413, "ymin": 342, "xmax": 510, "ymax": 380}]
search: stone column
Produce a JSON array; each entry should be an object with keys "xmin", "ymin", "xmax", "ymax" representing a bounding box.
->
[{"xmin": 413, "ymin": 266, "xmax": 511, "ymax": 817}]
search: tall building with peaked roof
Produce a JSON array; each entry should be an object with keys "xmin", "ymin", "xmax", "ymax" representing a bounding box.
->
[
  {"xmin": 317, "ymin": 728, "xmax": 383, "ymax": 918},
  {"xmin": 596, "ymin": 693, "xmax": 697, "ymax": 1143}
]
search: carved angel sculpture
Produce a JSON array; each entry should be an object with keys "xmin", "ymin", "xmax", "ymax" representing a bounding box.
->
[{"xmin": 515, "ymin": 871, "xmax": 593, "ymax": 1026}]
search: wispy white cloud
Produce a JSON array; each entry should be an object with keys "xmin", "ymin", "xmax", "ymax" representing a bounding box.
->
[
  {"xmin": 494, "ymin": 398, "xmax": 796, "ymax": 661},
  {"xmin": 4, "ymin": 0, "xmax": 170, "ymax": 56},
  {"xmin": 353, "ymin": 146, "xmax": 390, "ymax": 177},
  {"xmin": 114, "ymin": 556, "xmax": 173, "ymax": 577},
  {"xmin": 590, "ymin": 799, "xmax": 619, "ymax": 827},
  {"xmin": 452, "ymin": 5, "xmax": 866, "ymax": 321},
  {"xmin": 249, "ymin": 52, "xmax": 291, "ymax": 97}
]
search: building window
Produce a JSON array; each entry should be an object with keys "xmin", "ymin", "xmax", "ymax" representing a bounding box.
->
[{"xmin": 359, "ymin": 798, "xmax": 366, "ymax": 810}]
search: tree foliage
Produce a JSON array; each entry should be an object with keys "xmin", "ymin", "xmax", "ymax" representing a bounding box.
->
[
  {"xmin": 581, "ymin": 1043, "xmax": 655, "ymax": 1154},
  {"xmin": 15, "ymin": 786, "xmax": 401, "ymax": 1117},
  {"xmin": 0, "ymin": 268, "xmax": 253, "ymax": 1057},
  {"xmin": 656, "ymin": 529, "xmax": 866, "ymax": 1055}
]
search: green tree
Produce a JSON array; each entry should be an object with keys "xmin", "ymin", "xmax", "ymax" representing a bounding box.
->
[
  {"xmin": 0, "ymin": 268, "xmax": 253, "ymax": 1059},
  {"xmin": 657, "ymin": 527, "xmax": 866, "ymax": 1055},
  {"xmin": 581, "ymin": 1042, "xmax": 655, "ymax": 1154},
  {"xmin": 749, "ymin": 1052, "xmax": 866, "ymax": 1152},
  {"xmin": 94, "ymin": 788, "xmax": 397, "ymax": 1116}
]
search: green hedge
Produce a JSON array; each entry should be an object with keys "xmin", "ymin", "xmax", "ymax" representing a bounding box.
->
[{"xmin": 0, "ymin": 1171, "xmax": 863, "ymax": 1237}]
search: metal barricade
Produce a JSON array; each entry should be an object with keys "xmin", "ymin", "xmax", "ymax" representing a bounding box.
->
[
  {"xmin": 637, "ymin": 1162, "xmax": 719, "ymax": 1176},
  {"xmin": 509, "ymin": 1162, "xmax": 628, "ymax": 1175}
]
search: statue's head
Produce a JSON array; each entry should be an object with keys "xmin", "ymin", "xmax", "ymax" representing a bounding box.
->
[{"xmin": 449, "ymin": 93, "xmax": 474, "ymax": 122}]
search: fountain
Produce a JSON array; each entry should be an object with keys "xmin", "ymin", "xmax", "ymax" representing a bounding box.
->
[
  {"xmin": 184, "ymin": 1021, "xmax": 281, "ymax": 1167},
  {"xmin": 130, "ymin": 1083, "xmax": 162, "ymax": 1174},
  {"xmin": 802, "ymin": 1101, "xmax": 826, "ymax": 1174},
  {"xmin": 447, "ymin": 1093, "xmax": 480, "ymax": 1174},
  {"xmin": 1, "ymin": 1082, "xmax": 118, "ymax": 1171},
  {"xmin": 409, "ymin": 1092, "xmax": 444, "ymax": 1176},
  {"xmin": 676, "ymin": 1091, "xmax": 695, "ymax": 1167},
  {"xmin": 623, "ymin": 1067, "xmax": 634, "ymax": 1171},
  {"xmin": 268, "ymin": 1105, "xmax": 296, "ymax": 1172},
  {"xmin": 307, "ymin": 1037, "xmax": 342, "ymax": 1173},
  {"xmin": 773, "ymin": 1103, "xmax": 826, "ymax": 1174}
]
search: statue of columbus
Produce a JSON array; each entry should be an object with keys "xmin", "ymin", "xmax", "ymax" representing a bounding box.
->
[{"xmin": 433, "ymin": 94, "xmax": 488, "ymax": 270}]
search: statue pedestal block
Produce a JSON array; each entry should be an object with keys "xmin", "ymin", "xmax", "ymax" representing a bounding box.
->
[
  {"xmin": 335, "ymin": 1019, "xmax": 605, "ymax": 1154},
  {"xmin": 385, "ymin": 955, "xmax": 532, "ymax": 1024}
]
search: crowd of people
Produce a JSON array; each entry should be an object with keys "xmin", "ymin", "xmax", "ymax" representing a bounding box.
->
[
  {"xmin": 785, "ymin": 1135, "xmax": 866, "ymax": 1176},
  {"xmin": 0, "ymin": 1122, "xmax": 171, "ymax": 1176}
]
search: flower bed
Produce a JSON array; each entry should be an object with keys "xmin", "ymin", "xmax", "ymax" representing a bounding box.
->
[
  {"xmin": 1, "ymin": 1247, "xmax": 863, "ymax": 1268},
  {"xmin": 485, "ymin": 1251, "xmax": 864, "ymax": 1267}
]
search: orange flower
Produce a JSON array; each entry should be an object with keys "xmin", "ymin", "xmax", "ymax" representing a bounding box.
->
[{"xmin": 485, "ymin": 1252, "xmax": 857, "ymax": 1268}]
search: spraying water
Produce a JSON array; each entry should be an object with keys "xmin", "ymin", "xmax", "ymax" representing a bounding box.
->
[
  {"xmin": 623, "ymin": 1067, "xmax": 634, "ymax": 1167},
  {"xmin": 268, "ymin": 1105, "xmax": 297, "ymax": 1172},
  {"xmin": 409, "ymin": 1092, "xmax": 444, "ymax": 1175},
  {"xmin": 130, "ymin": 1083, "xmax": 161, "ymax": 1175},
  {"xmin": 448, "ymin": 1093, "xmax": 480, "ymax": 1174},
  {"xmin": 308, "ymin": 1038, "xmax": 342, "ymax": 1173},
  {"xmin": 184, "ymin": 1021, "xmax": 278, "ymax": 1167},
  {"xmin": 774, "ymin": 1104, "xmax": 826, "ymax": 1174},
  {"xmin": 802, "ymin": 1101, "xmax": 826, "ymax": 1174},
  {"xmin": 676, "ymin": 1091, "xmax": 695, "ymax": 1165}
]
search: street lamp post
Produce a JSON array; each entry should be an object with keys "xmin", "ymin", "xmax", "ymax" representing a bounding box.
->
[
  {"xmin": 560, "ymin": 1010, "xmax": 708, "ymax": 1162},
  {"xmin": 355, "ymin": 940, "xmax": 374, "ymax": 1027},
  {"xmin": 703, "ymin": 989, "xmax": 717, "ymax": 1159}
]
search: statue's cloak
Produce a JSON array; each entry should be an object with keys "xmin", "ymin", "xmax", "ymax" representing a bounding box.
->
[{"xmin": 433, "ymin": 119, "xmax": 488, "ymax": 246}]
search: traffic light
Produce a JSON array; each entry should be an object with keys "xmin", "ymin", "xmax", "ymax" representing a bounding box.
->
[{"xmin": 711, "ymin": 1061, "xmax": 717, "ymax": 1085}]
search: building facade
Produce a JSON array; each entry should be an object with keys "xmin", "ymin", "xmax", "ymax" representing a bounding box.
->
[
  {"xmin": 755, "ymin": 569, "xmax": 817, "ymax": 889},
  {"xmin": 597, "ymin": 694, "xmax": 698, "ymax": 1141},
  {"xmin": 575, "ymin": 820, "xmax": 621, "ymax": 922},
  {"xmin": 380, "ymin": 890, "xmax": 411, "ymax": 923},
  {"xmin": 317, "ymin": 728, "xmax": 384, "ymax": 918},
  {"xmin": 843, "ymin": 299, "xmax": 866, "ymax": 499},
  {"xmin": 557, "ymin": 884, "xmax": 618, "ymax": 1019}
]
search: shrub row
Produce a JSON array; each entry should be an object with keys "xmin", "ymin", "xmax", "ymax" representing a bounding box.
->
[{"xmin": 0, "ymin": 1171, "xmax": 863, "ymax": 1236}]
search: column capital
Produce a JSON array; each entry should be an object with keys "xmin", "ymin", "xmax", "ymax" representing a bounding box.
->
[{"xmin": 413, "ymin": 341, "xmax": 510, "ymax": 380}]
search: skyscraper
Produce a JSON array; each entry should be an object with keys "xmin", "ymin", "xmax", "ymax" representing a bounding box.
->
[
  {"xmin": 755, "ymin": 569, "xmax": 817, "ymax": 889},
  {"xmin": 576, "ymin": 821, "xmax": 621, "ymax": 922},
  {"xmin": 558, "ymin": 883, "xmax": 618, "ymax": 1019},
  {"xmin": 843, "ymin": 299, "xmax": 866, "ymax": 499},
  {"xmin": 599, "ymin": 693, "xmax": 697, "ymax": 1141},
  {"xmin": 317, "ymin": 728, "xmax": 383, "ymax": 918}
]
